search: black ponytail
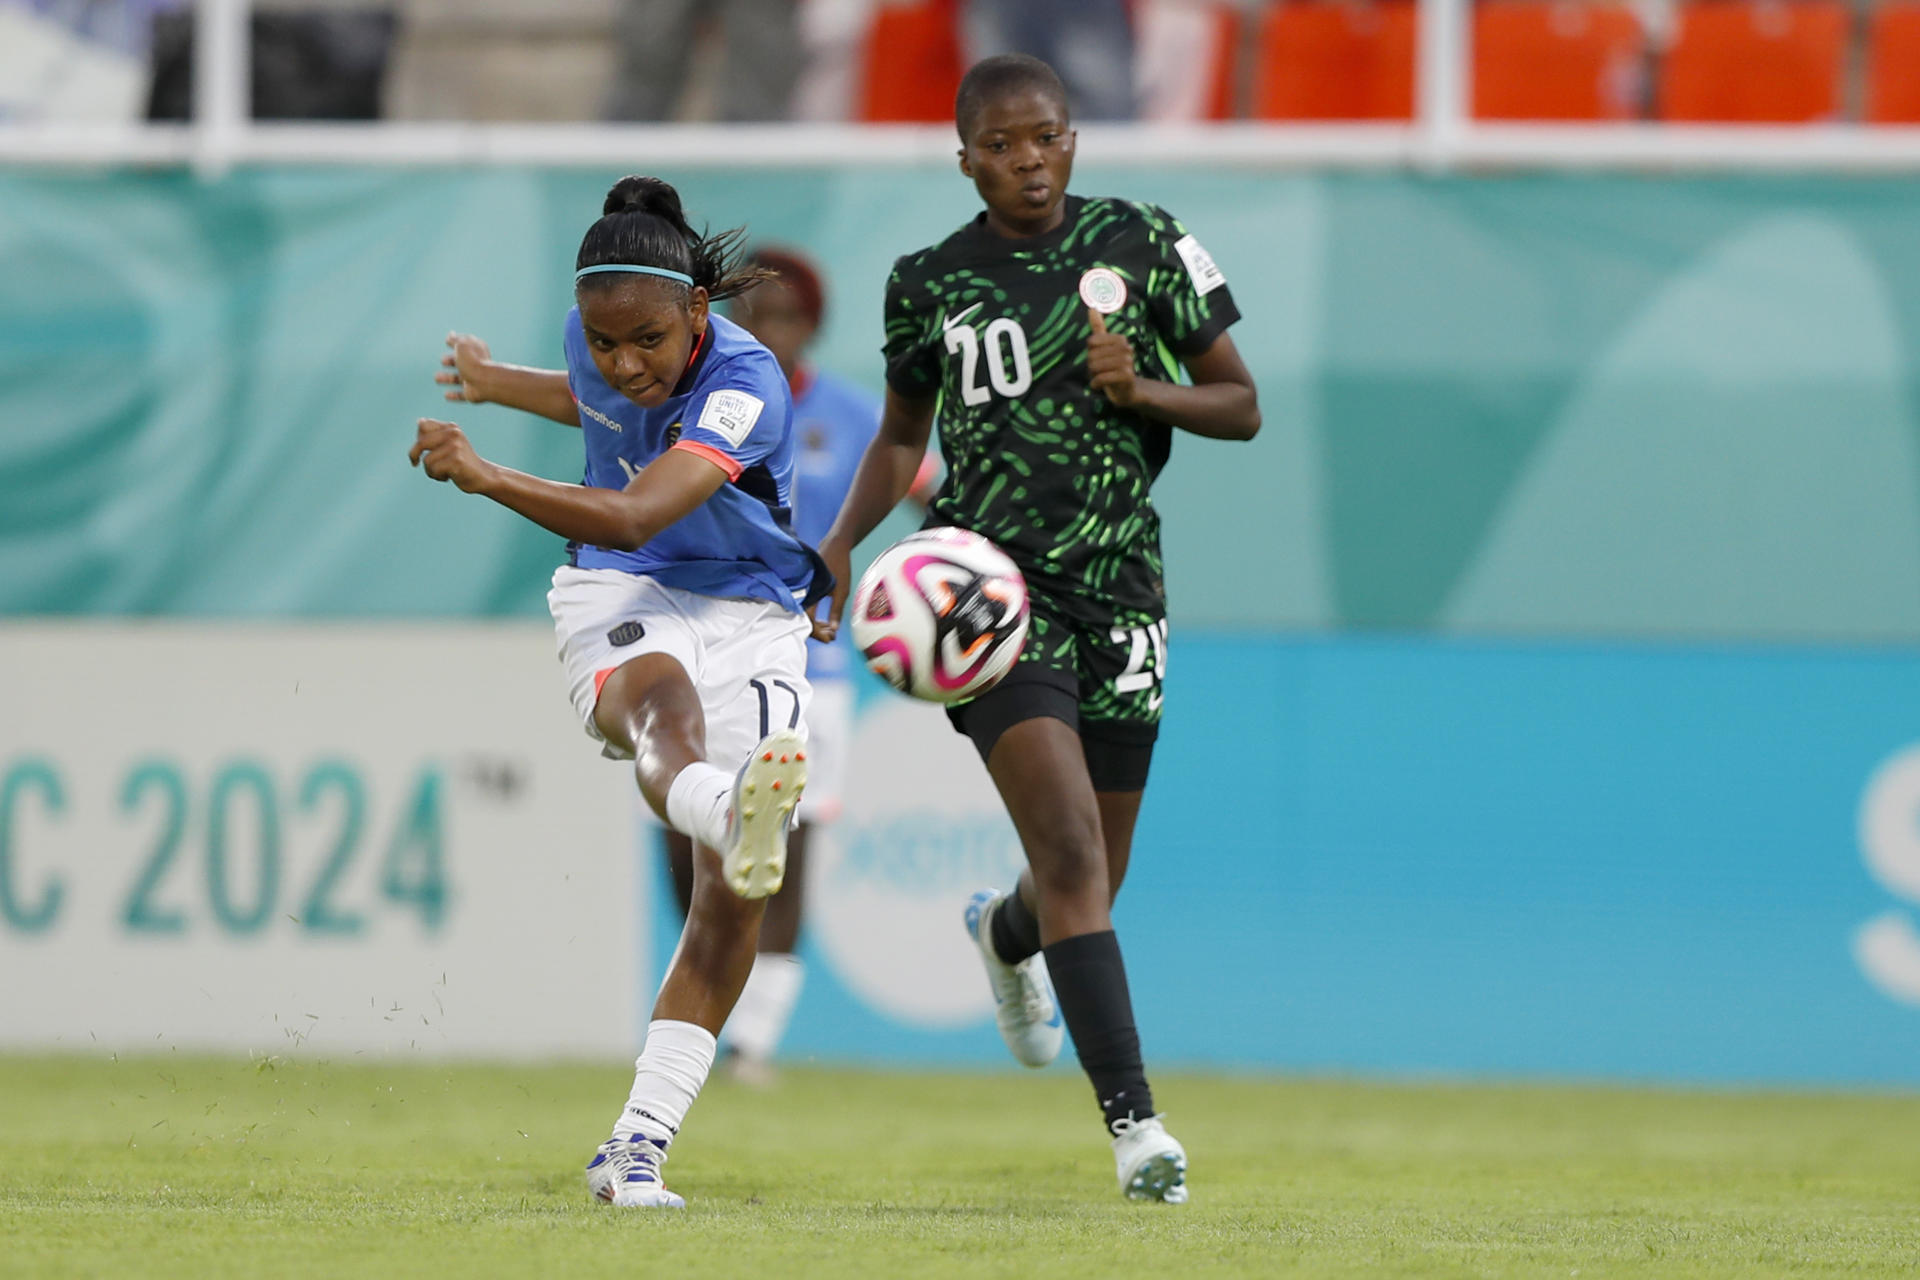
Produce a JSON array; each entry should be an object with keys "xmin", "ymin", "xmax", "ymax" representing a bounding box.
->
[{"xmin": 576, "ymin": 175, "xmax": 773, "ymax": 302}]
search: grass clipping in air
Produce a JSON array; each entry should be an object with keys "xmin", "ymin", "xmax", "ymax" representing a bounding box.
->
[{"xmin": 3, "ymin": 1054, "xmax": 1919, "ymax": 1277}]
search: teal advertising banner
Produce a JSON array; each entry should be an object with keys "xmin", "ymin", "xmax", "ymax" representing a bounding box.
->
[{"xmin": 6, "ymin": 168, "xmax": 1920, "ymax": 638}]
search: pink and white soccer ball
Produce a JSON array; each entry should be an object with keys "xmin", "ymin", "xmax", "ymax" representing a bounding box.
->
[{"xmin": 850, "ymin": 528, "xmax": 1029, "ymax": 704}]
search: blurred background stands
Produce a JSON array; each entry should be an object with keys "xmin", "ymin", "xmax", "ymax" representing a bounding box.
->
[{"xmin": 6, "ymin": 0, "xmax": 1920, "ymax": 129}]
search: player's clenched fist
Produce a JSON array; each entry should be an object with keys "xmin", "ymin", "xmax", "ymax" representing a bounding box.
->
[
  {"xmin": 409, "ymin": 418, "xmax": 494, "ymax": 493},
  {"xmin": 1086, "ymin": 309, "xmax": 1138, "ymax": 406},
  {"xmin": 437, "ymin": 331, "xmax": 494, "ymax": 403}
]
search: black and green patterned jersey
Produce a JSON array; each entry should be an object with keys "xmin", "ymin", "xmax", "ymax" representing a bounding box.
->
[{"xmin": 882, "ymin": 194, "xmax": 1240, "ymax": 627}]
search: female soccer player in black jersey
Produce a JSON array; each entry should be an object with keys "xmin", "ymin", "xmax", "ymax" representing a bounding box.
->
[{"xmin": 816, "ymin": 54, "xmax": 1259, "ymax": 1203}]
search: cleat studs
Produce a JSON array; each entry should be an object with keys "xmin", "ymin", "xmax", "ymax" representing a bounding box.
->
[
  {"xmin": 743, "ymin": 807, "xmax": 757, "ymax": 818},
  {"xmin": 796, "ymin": 752, "xmax": 806, "ymax": 761},
  {"xmin": 779, "ymin": 754, "xmax": 789, "ymax": 763},
  {"xmin": 745, "ymin": 784, "xmax": 756, "ymax": 795},
  {"xmin": 763, "ymin": 751, "xmax": 774, "ymax": 761},
  {"xmin": 771, "ymin": 781, "xmax": 782, "ymax": 791}
]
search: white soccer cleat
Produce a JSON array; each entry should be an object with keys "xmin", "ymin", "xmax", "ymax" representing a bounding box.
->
[
  {"xmin": 1111, "ymin": 1115, "xmax": 1189, "ymax": 1204},
  {"xmin": 964, "ymin": 890, "xmax": 1064, "ymax": 1069},
  {"xmin": 585, "ymin": 1134, "xmax": 686, "ymax": 1209},
  {"xmin": 723, "ymin": 728, "xmax": 807, "ymax": 899}
]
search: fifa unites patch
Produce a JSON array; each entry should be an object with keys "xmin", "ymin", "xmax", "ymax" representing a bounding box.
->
[
  {"xmin": 607, "ymin": 621, "xmax": 646, "ymax": 646},
  {"xmin": 696, "ymin": 389, "xmax": 764, "ymax": 447},
  {"xmin": 1173, "ymin": 234, "xmax": 1226, "ymax": 296}
]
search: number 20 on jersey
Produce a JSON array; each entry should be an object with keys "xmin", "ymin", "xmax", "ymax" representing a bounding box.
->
[{"xmin": 945, "ymin": 317, "xmax": 1033, "ymax": 406}]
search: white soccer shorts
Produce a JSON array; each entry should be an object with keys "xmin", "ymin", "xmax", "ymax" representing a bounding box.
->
[{"xmin": 548, "ymin": 566, "xmax": 811, "ymax": 773}]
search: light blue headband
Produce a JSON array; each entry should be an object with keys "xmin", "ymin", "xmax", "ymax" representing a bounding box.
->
[{"xmin": 574, "ymin": 264, "xmax": 694, "ymax": 287}]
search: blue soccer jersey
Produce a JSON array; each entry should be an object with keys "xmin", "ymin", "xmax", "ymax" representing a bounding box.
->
[
  {"xmin": 563, "ymin": 311, "xmax": 822, "ymax": 611},
  {"xmin": 789, "ymin": 367, "xmax": 882, "ymax": 680}
]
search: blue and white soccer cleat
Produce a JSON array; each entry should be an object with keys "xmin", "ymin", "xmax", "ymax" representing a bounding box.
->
[
  {"xmin": 586, "ymin": 1134, "xmax": 686, "ymax": 1209},
  {"xmin": 1111, "ymin": 1115, "xmax": 1189, "ymax": 1204},
  {"xmin": 722, "ymin": 728, "xmax": 808, "ymax": 900},
  {"xmin": 964, "ymin": 890, "xmax": 1064, "ymax": 1069}
]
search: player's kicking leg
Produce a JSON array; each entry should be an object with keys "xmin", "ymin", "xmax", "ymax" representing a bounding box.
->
[{"xmin": 582, "ymin": 653, "xmax": 805, "ymax": 1208}]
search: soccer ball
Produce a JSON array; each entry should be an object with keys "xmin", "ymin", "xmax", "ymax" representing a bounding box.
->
[{"xmin": 850, "ymin": 528, "xmax": 1029, "ymax": 704}]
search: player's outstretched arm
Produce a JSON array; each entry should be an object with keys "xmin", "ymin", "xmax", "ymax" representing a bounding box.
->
[
  {"xmin": 1087, "ymin": 312, "xmax": 1260, "ymax": 441},
  {"xmin": 811, "ymin": 387, "xmax": 937, "ymax": 642},
  {"xmin": 437, "ymin": 332, "xmax": 581, "ymax": 427},
  {"xmin": 410, "ymin": 417, "xmax": 725, "ymax": 550}
]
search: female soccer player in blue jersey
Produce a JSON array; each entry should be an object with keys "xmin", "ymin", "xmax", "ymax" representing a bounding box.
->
[
  {"xmin": 409, "ymin": 175, "xmax": 825, "ymax": 1210},
  {"xmin": 439, "ymin": 248, "xmax": 930, "ymax": 1082},
  {"xmin": 816, "ymin": 55, "xmax": 1260, "ymax": 1204}
]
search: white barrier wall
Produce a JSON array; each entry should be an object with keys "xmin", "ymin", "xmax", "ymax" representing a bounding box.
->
[{"xmin": 0, "ymin": 624, "xmax": 638, "ymax": 1058}]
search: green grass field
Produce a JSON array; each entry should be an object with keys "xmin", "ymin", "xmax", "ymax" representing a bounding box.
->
[{"xmin": 3, "ymin": 1054, "xmax": 1918, "ymax": 1278}]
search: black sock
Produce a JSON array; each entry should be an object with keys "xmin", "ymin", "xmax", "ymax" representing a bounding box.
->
[
  {"xmin": 990, "ymin": 888, "xmax": 1042, "ymax": 964},
  {"xmin": 1044, "ymin": 930, "xmax": 1154, "ymax": 1133}
]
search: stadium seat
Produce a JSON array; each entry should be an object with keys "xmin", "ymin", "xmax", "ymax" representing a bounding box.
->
[
  {"xmin": 858, "ymin": 0, "xmax": 965, "ymax": 123},
  {"xmin": 1199, "ymin": 3, "xmax": 1246, "ymax": 119},
  {"xmin": 1867, "ymin": 1, "xmax": 1920, "ymax": 122},
  {"xmin": 1472, "ymin": 1, "xmax": 1646, "ymax": 120},
  {"xmin": 1659, "ymin": 0, "xmax": 1849, "ymax": 123},
  {"xmin": 1251, "ymin": 0, "xmax": 1418, "ymax": 121}
]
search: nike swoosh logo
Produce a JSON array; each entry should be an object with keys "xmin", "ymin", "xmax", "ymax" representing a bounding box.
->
[{"xmin": 942, "ymin": 302, "xmax": 984, "ymax": 331}]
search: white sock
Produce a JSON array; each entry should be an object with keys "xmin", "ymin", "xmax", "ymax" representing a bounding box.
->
[
  {"xmin": 723, "ymin": 953, "xmax": 805, "ymax": 1062},
  {"xmin": 614, "ymin": 1019, "xmax": 718, "ymax": 1145},
  {"xmin": 664, "ymin": 762, "xmax": 732, "ymax": 850}
]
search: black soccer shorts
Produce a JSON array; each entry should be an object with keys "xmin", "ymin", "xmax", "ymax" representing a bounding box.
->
[{"xmin": 947, "ymin": 593, "xmax": 1167, "ymax": 793}]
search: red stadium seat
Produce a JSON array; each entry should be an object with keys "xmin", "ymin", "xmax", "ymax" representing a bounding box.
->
[
  {"xmin": 859, "ymin": 0, "xmax": 965, "ymax": 123},
  {"xmin": 1867, "ymin": 1, "xmax": 1920, "ymax": 123},
  {"xmin": 1252, "ymin": 0, "xmax": 1418, "ymax": 121},
  {"xmin": 1200, "ymin": 4, "xmax": 1246, "ymax": 120},
  {"xmin": 1659, "ymin": 0, "xmax": 1849, "ymax": 123},
  {"xmin": 1190, "ymin": 4, "xmax": 1251, "ymax": 121},
  {"xmin": 1473, "ymin": 1, "xmax": 1646, "ymax": 120}
]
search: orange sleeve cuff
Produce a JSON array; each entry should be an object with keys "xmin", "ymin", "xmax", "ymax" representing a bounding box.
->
[{"xmin": 671, "ymin": 439, "xmax": 744, "ymax": 482}]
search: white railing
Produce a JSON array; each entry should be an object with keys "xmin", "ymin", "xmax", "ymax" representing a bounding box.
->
[
  {"xmin": 190, "ymin": 0, "xmax": 248, "ymax": 175},
  {"xmin": 3, "ymin": 0, "xmax": 1919, "ymax": 173}
]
